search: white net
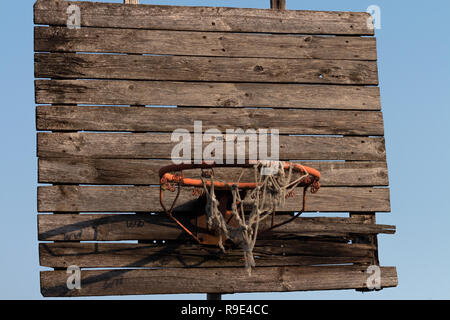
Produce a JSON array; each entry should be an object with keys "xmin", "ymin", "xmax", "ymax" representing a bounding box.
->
[{"xmin": 199, "ymin": 161, "xmax": 311, "ymax": 275}]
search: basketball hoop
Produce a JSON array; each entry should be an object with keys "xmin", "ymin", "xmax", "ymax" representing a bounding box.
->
[{"xmin": 159, "ymin": 161, "xmax": 321, "ymax": 274}]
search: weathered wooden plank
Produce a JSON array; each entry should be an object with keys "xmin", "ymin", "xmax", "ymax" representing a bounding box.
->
[
  {"xmin": 35, "ymin": 79, "xmax": 380, "ymax": 110},
  {"xmin": 37, "ymin": 133, "xmax": 386, "ymax": 161},
  {"xmin": 35, "ymin": 53, "xmax": 378, "ymax": 85},
  {"xmin": 39, "ymin": 240, "xmax": 374, "ymax": 268},
  {"xmin": 34, "ymin": 1, "xmax": 375, "ymax": 36},
  {"xmin": 34, "ymin": 26, "xmax": 376, "ymax": 60},
  {"xmin": 350, "ymin": 212, "xmax": 379, "ymax": 266},
  {"xmin": 38, "ymin": 159, "xmax": 388, "ymax": 187},
  {"xmin": 36, "ymin": 105, "xmax": 384, "ymax": 136},
  {"xmin": 37, "ymin": 214, "xmax": 395, "ymax": 242},
  {"xmin": 37, "ymin": 186, "xmax": 390, "ymax": 213},
  {"xmin": 40, "ymin": 266, "xmax": 397, "ymax": 296},
  {"xmin": 271, "ymin": 0, "xmax": 286, "ymax": 10}
]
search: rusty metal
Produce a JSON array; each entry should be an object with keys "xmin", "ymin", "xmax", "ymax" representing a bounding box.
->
[
  {"xmin": 159, "ymin": 183, "xmax": 202, "ymax": 243},
  {"xmin": 159, "ymin": 162, "xmax": 321, "ymax": 246}
]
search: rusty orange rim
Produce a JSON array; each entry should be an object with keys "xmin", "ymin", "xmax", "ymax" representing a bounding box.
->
[{"xmin": 159, "ymin": 162, "xmax": 320, "ymax": 190}]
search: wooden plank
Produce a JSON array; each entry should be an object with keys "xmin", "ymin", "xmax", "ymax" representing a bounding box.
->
[
  {"xmin": 34, "ymin": 26, "xmax": 376, "ymax": 61},
  {"xmin": 350, "ymin": 212, "xmax": 380, "ymax": 266},
  {"xmin": 40, "ymin": 266, "xmax": 397, "ymax": 296},
  {"xmin": 35, "ymin": 80, "xmax": 381, "ymax": 110},
  {"xmin": 37, "ymin": 214, "xmax": 395, "ymax": 241},
  {"xmin": 36, "ymin": 105, "xmax": 384, "ymax": 136},
  {"xmin": 37, "ymin": 186, "xmax": 391, "ymax": 213},
  {"xmin": 34, "ymin": 1, "xmax": 375, "ymax": 36},
  {"xmin": 39, "ymin": 240, "xmax": 375, "ymax": 268},
  {"xmin": 35, "ymin": 53, "xmax": 378, "ymax": 85},
  {"xmin": 38, "ymin": 159, "xmax": 389, "ymax": 187},
  {"xmin": 37, "ymin": 133, "xmax": 386, "ymax": 161},
  {"xmin": 271, "ymin": 0, "xmax": 286, "ymax": 10}
]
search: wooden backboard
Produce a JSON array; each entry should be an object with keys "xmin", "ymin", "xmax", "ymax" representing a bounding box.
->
[{"xmin": 35, "ymin": 0, "xmax": 397, "ymax": 297}]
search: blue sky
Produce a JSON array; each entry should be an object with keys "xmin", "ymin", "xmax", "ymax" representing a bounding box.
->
[{"xmin": 0, "ymin": 0, "xmax": 449, "ymax": 300}]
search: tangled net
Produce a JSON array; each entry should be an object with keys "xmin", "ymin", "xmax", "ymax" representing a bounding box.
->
[{"xmin": 199, "ymin": 161, "xmax": 318, "ymax": 275}]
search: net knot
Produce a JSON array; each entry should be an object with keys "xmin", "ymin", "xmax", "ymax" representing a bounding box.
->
[{"xmin": 311, "ymin": 180, "xmax": 321, "ymax": 193}]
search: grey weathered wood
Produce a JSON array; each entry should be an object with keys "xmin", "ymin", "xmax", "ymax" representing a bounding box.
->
[
  {"xmin": 37, "ymin": 186, "xmax": 390, "ymax": 213},
  {"xmin": 37, "ymin": 132, "xmax": 386, "ymax": 161},
  {"xmin": 40, "ymin": 266, "xmax": 397, "ymax": 297},
  {"xmin": 36, "ymin": 105, "xmax": 384, "ymax": 136},
  {"xmin": 35, "ymin": 53, "xmax": 378, "ymax": 85},
  {"xmin": 35, "ymin": 0, "xmax": 394, "ymax": 298},
  {"xmin": 37, "ymin": 213, "xmax": 395, "ymax": 242},
  {"xmin": 34, "ymin": 26, "xmax": 376, "ymax": 61},
  {"xmin": 38, "ymin": 158, "xmax": 388, "ymax": 187},
  {"xmin": 34, "ymin": 1, "xmax": 375, "ymax": 36},
  {"xmin": 39, "ymin": 240, "xmax": 375, "ymax": 268},
  {"xmin": 35, "ymin": 80, "xmax": 381, "ymax": 110}
]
